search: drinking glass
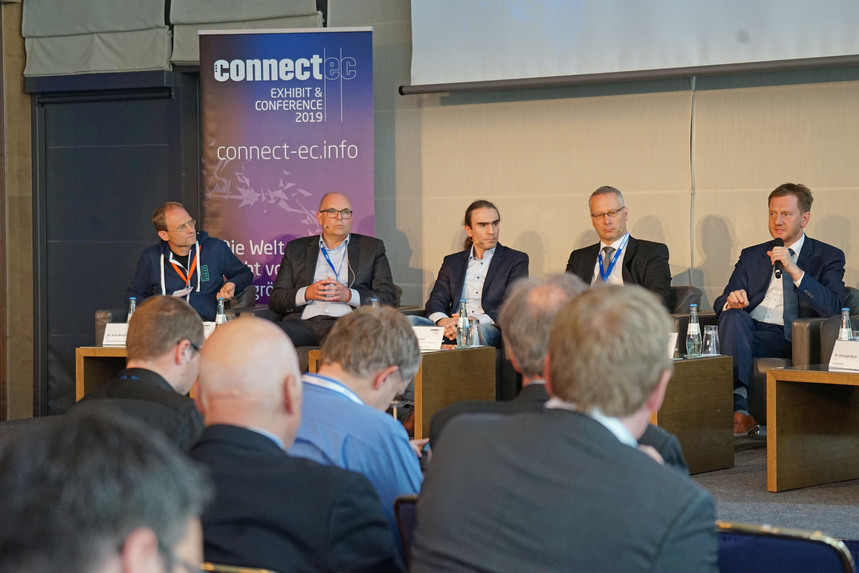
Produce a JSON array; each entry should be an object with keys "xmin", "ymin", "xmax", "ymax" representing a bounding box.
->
[{"xmin": 702, "ymin": 325, "xmax": 720, "ymax": 356}]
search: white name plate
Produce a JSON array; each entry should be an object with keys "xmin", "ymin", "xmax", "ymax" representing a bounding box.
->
[
  {"xmin": 203, "ymin": 322, "xmax": 217, "ymax": 339},
  {"xmin": 412, "ymin": 326, "xmax": 444, "ymax": 352},
  {"xmin": 829, "ymin": 340, "xmax": 859, "ymax": 371},
  {"xmin": 102, "ymin": 323, "xmax": 128, "ymax": 347}
]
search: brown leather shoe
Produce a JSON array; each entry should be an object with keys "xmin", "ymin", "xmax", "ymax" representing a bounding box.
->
[{"xmin": 733, "ymin": 412, "xmax": 760, "ymax": 437}]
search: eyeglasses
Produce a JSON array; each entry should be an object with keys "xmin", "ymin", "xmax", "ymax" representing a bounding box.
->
[
  {"xmin": 319, "ymin": 208, "xmax": 353, "ymax": 219},
  {"xmin": 589, "ymin": 207, "xmax": 625, "ymax": 220},
  {"xmin": 168, "ymin": 219, "xmax": 197, "ymax": 233},
  {"xmin": 159, "ymin": 544, "xmax": 202, "ymax": 573},
  {"xmin": 184, "ymin": 340, "xmax": 201, "ymax": 353}
]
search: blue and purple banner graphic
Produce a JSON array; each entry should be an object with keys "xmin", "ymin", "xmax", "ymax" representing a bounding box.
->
[{"xmin": 199, "ymin": 28, "xmax": 374, "ymax": 304}]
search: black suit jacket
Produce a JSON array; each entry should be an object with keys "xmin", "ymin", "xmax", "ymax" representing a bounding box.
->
[
  {"xmin": 713, "ymin": 237, "xmax": 845, "ymax": 320},
  {"xmin": 566, "ymin": 236, "xmax": 672, "ymax": 309},
  {"xmin": 429, "ymin": 383, "xmax": 688, "ymax": 474},
  {"xmin": 424, "ymin": 244, "xmax": 529, "ymax": 322},
  {"xmin": 189, "ymin": 425, "xmax": 403, "ymax": 573},
  {"xmin": 412, "ymin": 411, "xmax": 716, "ymax": 573},
  {"xmin": 71, "ymin": 368, "xmax": 202, "ymax": 451},
  {"xmin": 269, "ymin": 234, "xmax": 396, "ymax": 316}
]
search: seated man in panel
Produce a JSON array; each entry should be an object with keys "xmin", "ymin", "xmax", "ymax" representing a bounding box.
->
[
  {"xmin": 269, "ymin": 191, "xmax": 396, "ymax": 346},
  {"xmin": 128, "ymin": 201, "xmax": 253, "ymax": 321},
  {"xmin": 715, "ymin": 183, "xmax": 845, "ymax": 436},
  {"xmin": 72, "ymin": 295, "xmax": 204, "ymax": 451},
  {"xmin": 410, "ymin": 199, "xmax": 529, "ymax": 348},
  {"xmin": 429, "ymin": 273, "xmax": 689, "ymax": 474},
  {"xmin": 412, "ymin": 285, "xmax": 717, "ymax": 572},
  {"xmin": 0, "ymin": 409, "xmax": 211, "ymax": 573},
  {"xmin": 191, "ymin": 316, "xmax": 402, "ymax": 573},
  {"xmin": 566, "ymin": 185, "xmax": 672, "ymax": 308},
  {"xmin": 288, "ymin": 307, "xmax": 423, "ymax": 549}
]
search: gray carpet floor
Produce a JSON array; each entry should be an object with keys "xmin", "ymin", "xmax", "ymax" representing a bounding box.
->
[{"xmin": 692, "ymin": 432, "xmax": 859, "ymax": 540}]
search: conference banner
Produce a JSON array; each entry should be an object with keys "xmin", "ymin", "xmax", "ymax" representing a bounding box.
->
[{"xmin": 199, "ymin": 28, "xmax": 374, "ymax": 304}]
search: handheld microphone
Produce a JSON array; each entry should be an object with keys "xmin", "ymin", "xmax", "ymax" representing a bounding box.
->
[{"xmin": 773, "ymin": 238, "xmax": 784, "ymax": 278}]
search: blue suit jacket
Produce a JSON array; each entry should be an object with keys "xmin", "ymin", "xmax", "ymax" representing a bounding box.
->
[
  {"xmin": 423, "ymin": 244, "xmax": 529, "ymax": 322},
  {"xmin": 714, "ymin": 237, "xmax": 845, "ymax": 320}
]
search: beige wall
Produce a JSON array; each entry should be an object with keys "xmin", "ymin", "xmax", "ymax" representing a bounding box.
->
[{"xmin": 332, "ymin": 0, "xmax": 859, "ymax": 310}]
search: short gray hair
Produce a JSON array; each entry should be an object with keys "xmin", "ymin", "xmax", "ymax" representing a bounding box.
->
[
  {"xmin": 548, "ymin": 285, "xmax": 673, "ymax": 417},
  {"xmin": 0, "ymin": 410, "xmax": 211, "ymax": 573},
  {"xmin": 589, "ymin": 185, "xmax": 625, "ymax": 206},
  {"xmin": 498, "ymin": 274, "xmax": 588, "ymax": 378},
  {"xmin": 321, "ymin": 306, "xmax": 421, "ymax": 383}
]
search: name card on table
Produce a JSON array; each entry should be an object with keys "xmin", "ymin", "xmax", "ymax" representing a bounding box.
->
[
  {"xmin": 412, "ymin": 326, "xmax": 445, "ymax": 352},
  {"xmin": 829, "ymin": 340, "xmax": 859, "ymax": 371},
  {"xmin": 668, "ymin": 332, "xmax": 678, "ymax": 358},
  {"xmin": 102, "ymin": 323, "xmax": 128, "ymax": 346}
]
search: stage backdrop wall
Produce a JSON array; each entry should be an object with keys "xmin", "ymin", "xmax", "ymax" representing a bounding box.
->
[{"xmin": 199, "ymin": 28, "xmax": 374, "ymax": 304}]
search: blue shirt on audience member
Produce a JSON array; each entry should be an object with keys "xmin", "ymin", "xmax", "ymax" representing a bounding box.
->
[{"xmin": 288, "ymin": 374, "xmax": 423, "ymax": 541}]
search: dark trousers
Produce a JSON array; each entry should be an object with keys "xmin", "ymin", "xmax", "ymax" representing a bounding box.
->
[
  {"xmin": 277, "ymin": 315, "xmax": 338, "ymax": 347},
  {"xmin": 718, "ymin": 309, "xmax": 791, "ymax": 412}
]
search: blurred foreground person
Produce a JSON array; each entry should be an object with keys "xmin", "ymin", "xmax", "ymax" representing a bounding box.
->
[
  {"xmin": 413, "ymin": 285, "xmax": 717, "ymax": 572},
  {"xmin": 191, "ymin": 316, "xmax": 402, "ymax": 573},
  {"xmin": 0, "ymin": 410, "xmax": 211, "ymax": 573}
]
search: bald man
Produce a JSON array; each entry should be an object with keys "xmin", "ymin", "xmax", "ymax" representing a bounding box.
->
[
  {"xmin": 269, "ymin": 192, "xmax": 396, "ymax": 346},
  {"xmin": 190, "ymin": 317, "xmax": 402, "ymax": 573}
]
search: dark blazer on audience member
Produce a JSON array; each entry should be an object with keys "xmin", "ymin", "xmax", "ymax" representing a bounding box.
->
[
  {"xmin": 269, "ymin": 234, "xmax": 396, "ymax": 316},
  {"xmin": 566, "ymin": 237, "xmax": 672, "ymax": 309},
  {"xmin": 71, "ymin": 367, "xmax": 203, "ymax": 451},
  {"xmin": 189, "ymin": 424, "xmax": 403, "ymax": 573},
  {"xmin": 429, "ymin": 382, "xmax": 689, "ymax": 474},
  {"xmin": 412, "ymin": 411, "xmax": 717, "ymax": 573},
  {"xmin": 424, "ymin": 244, "xmax": 529, "ymax": 322},
  {"xmin": 713, "ymin": 237, "xmax": 845, "ymax": 320}
]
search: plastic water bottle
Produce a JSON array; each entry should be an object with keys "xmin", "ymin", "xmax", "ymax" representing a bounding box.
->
[
  {"xmin": 127, "ymin": 297, "xmax": 136, "ymax": 323},
  {"xmin": 215, "ymin": 298, "xmax": 227, "ymax": 326},
  {"xmin": 838, "ymin": 308, "xmax": 853, "ymax": 341},
  {"xmin": 456, "ymin": 299, "xmax": 469, "ymax": 348},
  {"xmin": 686, "ymin": 303, "xmax": 702, "ymax": 357}
]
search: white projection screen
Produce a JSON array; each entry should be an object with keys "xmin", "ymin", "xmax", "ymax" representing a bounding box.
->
[{"xmin": 409, "ymin": 0, "xmax": 859, "ymax": 90}]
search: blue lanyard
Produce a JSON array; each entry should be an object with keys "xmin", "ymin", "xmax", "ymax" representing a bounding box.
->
[
  {"xmin": 597, "ymin": 235, "xmax": 630, "ymax": 282},
  {"xmin": 320, "ymin": 244, "xmax": 345, "ymax": 280}
]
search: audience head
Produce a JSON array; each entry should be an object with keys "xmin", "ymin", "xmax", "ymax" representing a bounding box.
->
[
  {"xmin": 588, "ymin": 185, "xmax": 628, "ymax": 244},
  {"xmin": 196, "ymin": 316, "xmax": 303, "ymax": 445},
  {"xmin": 0, "ymin": 410, "xmax": 211, "ymax": 573},
  {"xmin": 498, "ymin": 273, "xmax": 588, "ymax": 379},
  {"xmin": 317, "ymin": 192, "xmax": 353, "ymax": 244},
  {"xmin": 320, "ymin": 306, "xmax": 421, "ymax": 411},
  {"xmin": 547, "ymin": 285, "xmax": 673, "ymax": 418},
  {"xmin": 768, "ymin": 183, "xmax": 812, "ymax": 245},
  {"xmin": 463, "ymin": 199, "xmax": 500, "ymax": 252},
  {"xmin": 153, "ymin": 202, "xmax": 197, "ymax": 253},
  {"xmin": 126, "ymin": 295, "xmax": 204, "ymax": 395}
]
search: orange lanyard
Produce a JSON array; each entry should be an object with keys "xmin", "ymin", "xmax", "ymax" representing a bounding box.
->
[{"xmin": 169, "ymin": 247, "xmax": 200, "ymax": 286}]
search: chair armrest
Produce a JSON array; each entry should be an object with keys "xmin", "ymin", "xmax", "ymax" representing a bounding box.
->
[
  {"xmin": 235, "ymin": 304, "xmax": 284, "ymax": 322},
  {"xmin": 791, "ymin": 317, "xmax": 826, "ymax": 366}
]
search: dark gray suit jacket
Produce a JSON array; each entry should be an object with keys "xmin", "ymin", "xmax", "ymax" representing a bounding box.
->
[
  {"xmin": 71, "ymin": 368, "xmax": 202, "ymax": 451},
  {"xmin": 429, "ymin": 382, "xmax": 689, "ymax": 474},
  {"xmin": 190, "ymin": 424, "xmax": 403, "ymax": 573},
  {"xmin": 412, "ymin": 410, "xmax": 717, "ymax": 573},
  {"xmin": 269, "ymin": 234, "xmax": 395, "ymax": 316},
  {"xmin": 566, "ymin": 236, "xmax": 672, "ymax": 309}
]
